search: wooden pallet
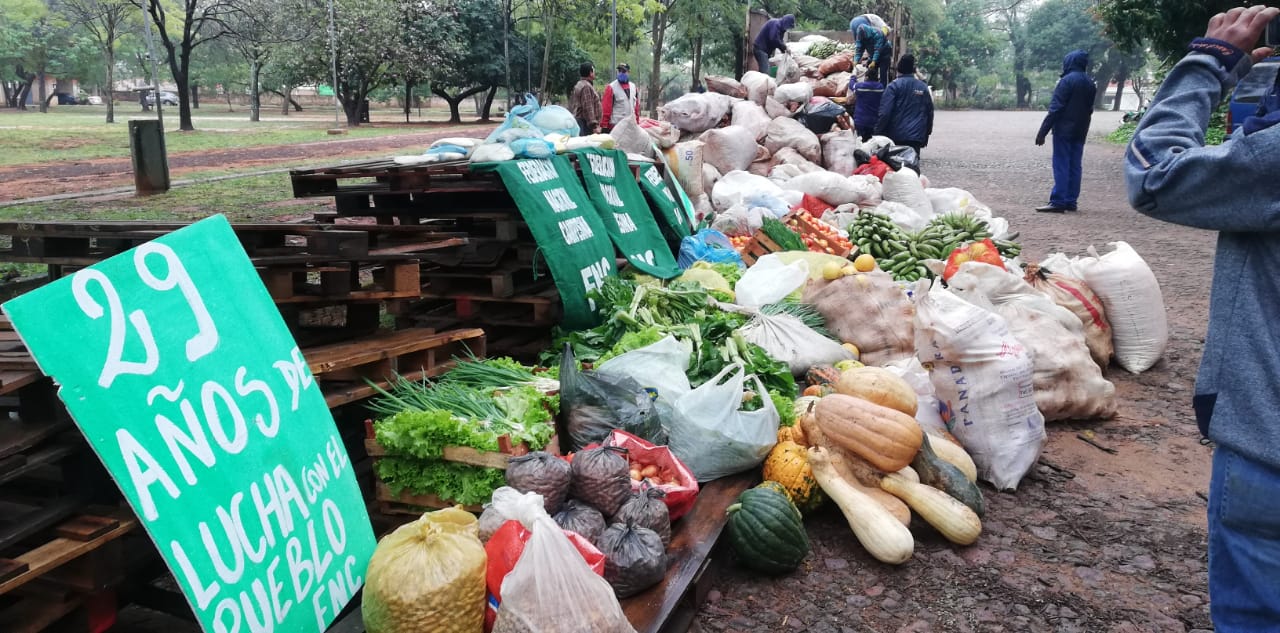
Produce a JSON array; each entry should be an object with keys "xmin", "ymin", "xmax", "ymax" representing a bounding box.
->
[
  {"xmin": 421, "ymin": 265, "xmax": 551, "ymax": 299},
  {"xmin": 413, "ymin": 287, "xmax": 562, "ymax": 329},
  {"xmin": 290, "ymin": 159, "xmax": 506, "ymax": 199},
  {"xmin": 260, "ymin": 260, "xmax": 422, "ymax": 304},
  {"xmin": 374, "ymin": 482, "xmax": 485, "ymax": 515},
  {"xmin": 418, "ymin": 238, "xmax": 539, "ymax": 269},
  {"xmin": 0, "ymin": 508, "xmax": 136, "ymax": 597},
  {"xmin": 303, "ymin": 328, "xmax": 486, "ymax": 407},
  {"xmin": 364, "ymin": 425, "xmax": 559, "ymax": 470}
]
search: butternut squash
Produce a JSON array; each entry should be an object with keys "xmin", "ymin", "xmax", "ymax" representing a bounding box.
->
[
  {"xmin": 808, "ymin": 447, "xmax": 915, "ymax": 564},
  {"xmin": 834, "ymin": 366, "xmax": 918, "ymax": 416},
  {"xmin": 814, "ymin": 394, "xmax": 923, "ymax": 472},
  {"xmin": 926, "ymin": 432, "xmax": 978, "ymax": 483},
  {"xmin": 880, "ymin": 471, "xmax": 983, "ymax": 545},
  {"xmin": 801, "ymin": 416, "xmax": 910, "ymax": 525},
  {"xmin": 912, "ymin": 434, "xmax": 985, "ymax": 517}
]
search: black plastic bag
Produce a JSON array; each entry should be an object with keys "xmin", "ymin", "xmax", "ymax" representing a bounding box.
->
[
  {"xmin": 559, "ymin": 343, "xmax": 667, "ymax": 450},
  {"xmin": 599, "ymin": 521, "xmax": 668, "ymax": 598},
  {"xmin": 611, "ymin": 483, "xmax": 671, "ymax": 547},
  {"xmin": 877, "ymin": 144, "xmax": 921, "ymax": 173},
  {"xmin": 570, "ymin": 446, "xmax": 633, "ymax": 517},
  {"xmin": 506, "ymin": 451, "xmax": 572, "ymax": 514},
  {"xmin": 553, "ymin": 498, "xmax": 607, "ymax": 546},
  {"xmin": 801, "ymin": 97, "xmax": 847, "ymax": 135},
  {"xmin": 853, "ymin": 148, "xmax": 872, "ymax": 167}
]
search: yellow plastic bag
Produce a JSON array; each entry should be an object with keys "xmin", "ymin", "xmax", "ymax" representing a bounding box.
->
[{"xmin": 363, "ymin": 507, "xmax": 487, "ymax": 633}]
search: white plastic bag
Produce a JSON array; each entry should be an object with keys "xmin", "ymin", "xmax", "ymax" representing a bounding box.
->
[
  {"xmin": 882, "ymin": 357, "xmax": 946, "ymax": 435},
  {"xmin": 781, "ymin": 171, "xmax": 861, "ymax": 206},
  {"xmin": 493, "ymin": 495, "xmax": 636, "ymax": 633},
  {"xmin": 1076, "ymin": 242, "xmax": 1168, "ymax": 374},
  {"xmin": 471, "ymin": 143, "xmax": 517, "ymax": 163},
  {"xmin": 740, "ymin": 71, "xmax": 776, "ymax": 106},
  {"xmin": 711, "ymin": 170, "xmax": 785, "ymax": 211},
  {"xmin": 734, "ymin": 253, "xmax": 810, "ymax": 307},
  {"xmin": 531, "ymin": 105, "xmax": 581, "ymax": 136},
  {"xmin": 765, "ymin": 117, "xmax": 822, "ymax": 164},
  {"xmin": 731, "ymin": 101, "xmax": 772, "ymax": 141},
  {"xmin": 701, "ymin": 125, "xmax": 758, "ymax": 175},
  {"xmin": 913, "ymin": 281, "xmax": 1045, "ymax": 491},
  {"xmin": 667, "ymin": 365, "xmax": 780, "ymax": 481},
  {"xmin": 659, "ymin": 93, "xmax": 734, "ymax": 133},
  {"xmin": 923, "ymin": 187, "xmax": 992, "ymax": 217},
  {"xmin": 881, "ymin": 167, "xmax": 933, "ymax": 221},
  {"xmin": 736, "ymin": 311, "xmax": 854, "ymax": 375},
  {"xmin": 774, "ymin": 82, "xmax": 813, "ymax": 105},
  {"xmin": 775, "ymin": 53, "xmax": 802, "ymax": 84},
  {"xmin": 876, "ymin": 200, "xmax": 930, "ymax": 233},
  {"xmin": 821, "ymin": 130, "xmax": 861, "ymax": 176},
  {"xmin": 848, "ymin": 175, "xmax": 883, "ymax": 207},
  {"xmin": 596, "ymin": 336, "xmax": 693, "ymax": 404}
]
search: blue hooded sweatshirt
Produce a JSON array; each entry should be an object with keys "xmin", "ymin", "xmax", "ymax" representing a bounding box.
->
[
  {"xmin": 1125, "ymin": 39, "xmax": 1280, "ymax": 468},
  {"xmin": 1037, "ymin": 50, "xmax": 1096, "ymax": 141},
  {"xmin": 754, "ymin": 14, "xmax": 795, "ymax": 55},
  {"xmin": 853, "ymin": 24, "xmax": 888, "ymax": 67}
]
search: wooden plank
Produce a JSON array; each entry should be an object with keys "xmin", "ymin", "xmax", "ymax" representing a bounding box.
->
[
  {"xmin": 0, "ymin": 443, "xmax": 79, "ymax": 485},
  {"xmin": 0, "ymin": 592, "xmax": 80, "ymax": 633},
  {"xmin": 0, "ymin": 509, "xmax": 136, "ymax": 596},
  {"xmin": 0, "ymin": 418, "xmax": 71, "ymax": 460},
  {"xmin": 621, "ymin": 472, "xmax": 757, "ymax": 633},
  {"xmin": 304, "ymin": 328, "xmax": 484, "ymax": 376},
  {"xmin": 364, "ymin": 435, "xmax": 558, "ymax": 470},
  {"xmin": 322, "ymin": 363, "xmax": 458, "ymax": 409},
  {"xmin": 0, "ymin": 496, "xmax": 86, "ymax": 551},
  {"xmin": 374, "ymin": 482, "xmax": 484, "ymax": 514}
]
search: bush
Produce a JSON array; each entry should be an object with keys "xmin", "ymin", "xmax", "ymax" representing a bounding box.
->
[{"xmin": 1108, "ymin": 106, "xmax": 1227, "ymax": 146}]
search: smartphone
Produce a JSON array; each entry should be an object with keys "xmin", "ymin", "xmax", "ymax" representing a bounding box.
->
[{"xmin": 1268, "ymin": 13, "xmax": 1280, "ymax": 47}]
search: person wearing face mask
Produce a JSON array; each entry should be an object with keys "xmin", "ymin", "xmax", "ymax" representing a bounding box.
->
[{"xmin": 601, "ymin": 63, "xmax": 641, "ymax": 133}]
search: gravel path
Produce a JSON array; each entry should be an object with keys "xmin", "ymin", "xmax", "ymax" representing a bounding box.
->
[{"xmin": 696, "ymin": 110, "xmax": 1216, "ymax": 633}]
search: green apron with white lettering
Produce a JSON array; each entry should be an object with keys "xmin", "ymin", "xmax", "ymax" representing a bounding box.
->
[
  {"xmin": 474, "ymin": 156, "xmax": 617, "ymax": 329},
  {"xmin": 634, "ymin": 163, "xmax": 693, "ymax": 246},
  {"xmin": 571, "ymin": 148, "xmax": 681, "ymax": 279}
]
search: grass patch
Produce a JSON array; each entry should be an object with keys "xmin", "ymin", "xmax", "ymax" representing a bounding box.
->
[
  {"xmin": 0, "ymin": 172, "xmax": 329, "ymax": 223},
  {"xmin": 1106, "ymin": 109, "xmax": 1228, "ymax": 146},
  {"xmin": 1106, "ymin": 122, "xmax": 1137, "ymax": 145},
  {"xmin": 0, "ymin": 105, "xmax": 480, "ymax": 167}
]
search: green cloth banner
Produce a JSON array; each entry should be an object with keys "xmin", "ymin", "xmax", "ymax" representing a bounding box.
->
[
  {"xmin": 476, "ymin": 156, "xmax": 618, "ymax": 329},
  {"xmin": 635, "ymin": 163, "xmax": 693, "ymax": 244},
  {"xmin": 571, "ymin": 148, "xmax": 681, "ymax": 279},
  {"xmin": 2, "ymin": 216, "xmax": 376, "ymax": 632}
]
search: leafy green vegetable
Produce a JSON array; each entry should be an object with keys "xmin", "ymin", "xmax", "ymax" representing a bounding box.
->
[
  {"xmin": 761, "ymin": 301, "xmax": 837, "ymax": 340},
  {"xmin": 375, "ymin": 457, "xmax": 507, "ymax": 506},
  {"xmin": 492, "ymin": 385, "xmax": 558, "ymax": 449},
  {"xmin": 597, "ymin": 327, "xmax": 665, "ymax": 364},
  {"xmin": 374, "ymin": 409, "xmax": 497, "ymax": 459},
  {"xmin": 771, "ymin": 390, "xmax": 796, "ymax": 427},
  {"xmin": 708, "ymin": 262, "xmax": 744, "ymax": 286},
  {"xmin": 761, "ymin": 218, "xmax": 807, "ymax": 252}
]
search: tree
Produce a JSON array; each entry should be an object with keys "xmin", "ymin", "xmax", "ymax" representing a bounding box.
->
[
  {"xmin": 223, "ymin": 0, "xmax": 315, "ymax": 121},
  {"xmin": 328, "ymin": 0, "xmax": 417, "ymax": 126},
  {"xmin": 1096, "ymin": 0, "xmax": 1243, "ymax": 58},
  {"xmin": 928, "ymin": 0, "xmax": 1001, "ymax": 103},
  {"xmin": 61, "ymin": 0, "xmax": 133, "ymax": 122},
  {"xmin": 986, "ymin": 0, "xmax": 1034, "ymax": 107},
  {"xmin": 1026, "ymin": 0, "xmax": 1140, "ymax": 110},
  {"xmin": 136, "ymin": 0, "xmax": 237, "ymax": 130}
]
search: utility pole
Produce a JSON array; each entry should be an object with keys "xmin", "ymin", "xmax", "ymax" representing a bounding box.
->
[
  {"xmin": 611, "ymin": 0, "xmax": 617, "ymax": 75},
  {"xmin": 328, "ymin": 0, "xmax": 341, "ymax": 127},
  {"xmin": 140, "ymin": 4, "xmax": 163, "ymax": 129},
  {"xmin": 504, "ymin": 0, "xmax": 511, "ymax": 109}
]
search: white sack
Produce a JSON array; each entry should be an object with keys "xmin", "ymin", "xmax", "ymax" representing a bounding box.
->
[
  {"xmin": 821, "ymin": 130, "xmax": 861, "ymax": 176},
  {"xmin": 774, "ymin": 82, "xmax": 813, "ymax": 105},
  {"xmin": 659, "ymin": 93, "xmax": 735, "ymax": 133},
  {"xmin": 765, "ymin": 97, "xmax": 791, "ymax": 119},
  {"xmin": 738, "ymin": 312, "xmax": 855, "ymax": 375},
  {"xmin": 848, "ymin": 175, "xmax": 883, "ymax": 207},
  {"xmin": 702, "ymin": 163, "xmax": 723, "ymax": 205},
  {"xmin": 732, "ymin": 101, "xmax": 772, "ymax": 141},
  {"xmin": 667, "ymin": 141, "xmax": 705, "ymax": 198},
  {"xmin": 781, "ymin": 171, "xmax": 862, "ymax": 206},
  {"xmin": 765, "ymin": 117, "xmax": 822, "ymax": 164},
  {"xmin": 1077, "ymin": 242, "xmax": 1168, "ymax": 373},
  {"xmin": 881, "ymin": 167, "xmax": 933, "ymax": 222},
  {"xmin": 711, "ymin": 170, "xmax": 785, "ymax": 212},
  {"xmin": 770, "ymin": 147, "xmax": 823, "ymax": 172},
  {"xmin": 610, "ymin": 115, "xmax": 653, "ymax": 157},
  {"xmin": 740, "ymin": 71, "xmax": 776, "ymax": 106},
  {"xmin": 701, "ymin": 125, "xmax": 758, "ymax": 175}
]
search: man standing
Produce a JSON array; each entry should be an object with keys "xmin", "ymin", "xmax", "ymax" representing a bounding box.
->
[
  {"xmin": 1124, "ymin": 6, "xmax": 1280, "ymax": 630},
  {"xmin": 876, "ymin": 55, "xmax": 933, "ymax": 165},
  {"xmin": 1034, "ymin": 50, "xmax": 1096, "ymax": 212},
  {"xmin": 753, "ymin": 14, "xmax": 796, "ymax": 76},
  {"xmin": 852, "ymin": 21, "xmax": 892, "ymax": 85},
  {"xmin": 850, "ymin": 69, "xmax": 884, "ymax": 142},
  {"xmin": 570, "ymin": 62, "xmax": 601, "ymax": 135},
  {"xmin": 601, "ymin": 63, "xmax": 641, "ymax": 133}
]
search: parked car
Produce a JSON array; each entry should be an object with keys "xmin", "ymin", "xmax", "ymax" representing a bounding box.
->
[
  {"xmin": 54, "ymin": 92, "xmax": 78, "ymax": 105},
  {"xmin": 143, "ymin": 90, "xmax": 180, "ymax": 106},
  {"xmin": 1226, "ymin": 56, "xmax": 1280, "ymax": 138},
  {"xmin": 85, "ymin": 95, "xmax": 104, "ymax": 106}
]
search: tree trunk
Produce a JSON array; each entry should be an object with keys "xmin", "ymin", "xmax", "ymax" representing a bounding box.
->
[
  {"xmin": 1111, "ymin": 61, "xmax": 1129, "ymax": 111},
  {"xmin": 539, "ymin": 0, "xmax": 553, "ymax": 99},
  {"xmin": 281, "ymin": 87, "xmax": 292, "ymax": 115},
  {"xmin": 191, "ymin": 83, "xmax": 200, "ymax": 109},
  {"xmin": 648, "ymin": 8, "xmax": 668, "ymax": 117},
  {"xmin": 431, "ymin": 85, "xmax": 488, "ymax": 123},
  {"xmin": 404, "ymin": 82, "xmax": 412, "ymax": 123},
  {"xmin": 691, "ymin": 36, "xmax": 702, "ymax": 91},
  {"xmin": 481, "ymin": 85, "xmax": 497, "ymax": 121},
  {"xmin": 37, "ymin": 70, "xmax": 47, "ymax": 113},
  {"xmin": 733, "ymin": 29, "xmax": 744, "ymax": 79},
  {"xmin": 105, "ymin": 46, "xmax": 116, "ymax": 123},
  {"xmin": 250, "ymin": 58, "xmax": 261, "ymax": 122}
]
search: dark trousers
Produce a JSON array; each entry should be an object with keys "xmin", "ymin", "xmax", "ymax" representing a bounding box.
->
[
  {"xmin": 753, "ymin": 46, "xmax": 772, "ymax": 76},
  {"xmin": 877, "ymin": 43, "xmax": 893, "ymax": 85},
  {"xmin": 1049, "ymin": 136, "xmax": 1085, "ymax": 208}
]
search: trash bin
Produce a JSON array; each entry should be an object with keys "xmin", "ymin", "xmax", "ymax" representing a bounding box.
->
[{"xmin": 129, "ymin": 120, "xmax": 170, "ymax": 195}]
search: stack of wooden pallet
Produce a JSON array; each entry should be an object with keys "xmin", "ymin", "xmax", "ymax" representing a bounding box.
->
[
  {"xmin": 0, "ymin": 317, "xmax": 137, "ymax": 633},
  {"xmin": 289, "ymin": 160, "xmax": 562, "ymax": 360}
]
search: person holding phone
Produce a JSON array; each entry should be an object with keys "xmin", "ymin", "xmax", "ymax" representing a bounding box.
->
[{"xmin": 1124, "ymin": 6, "xmax": 1280, "ymax": 631}]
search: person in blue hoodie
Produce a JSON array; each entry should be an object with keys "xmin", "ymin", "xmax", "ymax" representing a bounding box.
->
[
  {"xmin": 877, "ymin": 55, "xmax": 933, "ymax": 165},
  {"xmin": 851, "ymin": 17, "xmax": 893, "ymax": 85},
  {"xmin": 1035, "ymin": 50, "xmax": 1096, "ymax": 212},
  {"xmin": 850, "ymin": 70, "xmax": 885, "ymax": 142},
  {"xmin": 753, "ymin": 14, "xmax": 796, "ymax": 76},
  {"xmin": 1124, "ymin": 6, "xmax": 1280, "ymax": 630}
]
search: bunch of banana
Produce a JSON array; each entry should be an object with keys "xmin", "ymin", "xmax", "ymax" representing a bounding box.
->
[
  {"xmin": 920, "ymin": 213, "xmax": 1024, "ymax": 259},
  {"xmin": 881, "ymin": 250, "xmax": 930, "ymax": 282},
  {"xmin": 848, "ymin": 213, "xmax": 909, "ymax": 261}
]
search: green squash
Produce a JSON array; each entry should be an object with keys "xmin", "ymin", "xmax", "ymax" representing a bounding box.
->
[{"xmin": 726, "ymin": 487, "xmax": 810, "ymax": 574}]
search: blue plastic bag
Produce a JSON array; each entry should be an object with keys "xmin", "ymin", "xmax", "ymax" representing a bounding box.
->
[
  {"xmin": 510, "ymin": 138, "xmax": 556, "ymax": 159},
  {"xmin": 677, "ymin": 229, "xmax": 745, "ymax": 269},
  {"xmin": 485, "ymin": 93, "xmax": 547, "ymax": 145}
]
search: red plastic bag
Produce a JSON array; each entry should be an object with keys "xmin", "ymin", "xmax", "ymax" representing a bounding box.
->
[
  {"xmin": 792, "ymin": 193, "xmax": 833, "ymax": 218},
  {"xmin": 942, "ymin": 238, "xmax": 1007, "ymax": 280},
  {"xmin": 484, "ymin": 519, "xmax": 606, "ymax": 632},
  {"xmin": 600, "ymin": 429, "xmax": 700, "ymax": 521},
  {"xmin": 853, "ymin": 156, "xmax": 890, "ymax": 181}
]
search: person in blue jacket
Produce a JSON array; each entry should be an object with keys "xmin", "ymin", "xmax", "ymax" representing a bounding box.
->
[
  {"xmin": 852, "ymin": 21, "xmax": 892, "ymax": 84},
  {"xmin": 1125, "ymin": 6, "xmax": 1280, "ymax": 629},
  {"xmin": 850, "ymin": 70, "xmax": 885, "ymax": 142},
  {"xmin": 1035, "ymin": 50, "xmax": 1096, "ymax": 212},
  {"xmin": 877, "ymin": 55, "xmax": 933, "ymax": 166},
  {"xmin": 753, "ymin": 14, "xmax": 796, "ymax": 76}
]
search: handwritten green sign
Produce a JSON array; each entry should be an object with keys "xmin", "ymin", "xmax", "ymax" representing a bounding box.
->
[{"xmin": 3, "ymin": 216, "xmax": 376, "ymax": 633}]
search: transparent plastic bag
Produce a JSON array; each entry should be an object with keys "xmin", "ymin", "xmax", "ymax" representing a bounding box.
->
[
  {"xmin": 734, "ymin": 253, "xmax": 810, "ymax": 308},
  {"xmin": 667, "ymin": 364, "xmax": 780, "ymax": 481},
  {"xmin": 560, "ymin": 344, "xmax": 667, "ymax": 450},
  {"xmin": 492, "ymin": 496, "xmax": 636, "ymax": 633},
  {"xmin": 595, "ymin": 335, "xmax": 693, "ymax": 405},
  {"xmin": 677, "ymin": 228, "xmax": 746, "ymax": 268}
]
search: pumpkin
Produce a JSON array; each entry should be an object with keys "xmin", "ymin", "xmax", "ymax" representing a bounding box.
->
[
  {"xmin": 763, "ymin": 441, "xmax": 825, "ymax": 513},
  {"xmin": 756, "ymin": 480, "xmax": 790, "ymax": 497},
  {"xmin": 777, "ymin": 425, "xmax": 807, "ymax": 446},
  {"xmin": 726, "ymin": 486, "xmax": 810, "ymax": 574},
  {"xmin": 806, "ymin": 365, "xmax": 842, "ymax": 387},
  {"xmin": 814, "ymin": 394, "xmax": 923, "ymax": 472},
  {"xmin": 912, "ymin": 434, "xmax": 984, "ymax": 517},
  {"xmin": 834, "ymin": 367, "xmax": 918, "ymax": 416}
]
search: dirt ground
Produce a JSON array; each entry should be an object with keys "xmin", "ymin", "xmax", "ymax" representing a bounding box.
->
[
  {"xmin": 106, "ymin": 110, "xmax": 1215, "ymax": 633},
  {"xmin": 0, "ymin": 123, "xmax": 489, "ymax": 202},
  {"xmin": 695, "ymin": 110, "xmax": 1216, "ymax": 633}
]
